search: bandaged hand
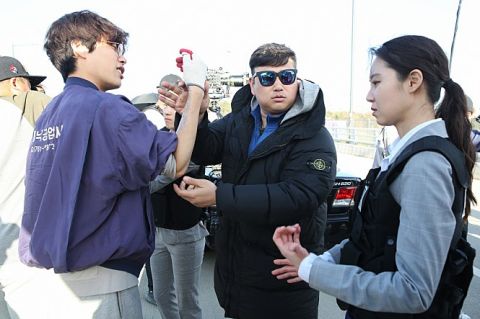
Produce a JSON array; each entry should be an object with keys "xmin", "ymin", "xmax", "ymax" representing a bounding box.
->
[{"xmin": 176, "ymin": 49, "xmax": 207, "ymax": 90}]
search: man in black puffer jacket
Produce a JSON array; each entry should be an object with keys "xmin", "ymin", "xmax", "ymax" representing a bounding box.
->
[{"xmin": 168, "ymin": 43, "xmax": 336, "ymax": 319}]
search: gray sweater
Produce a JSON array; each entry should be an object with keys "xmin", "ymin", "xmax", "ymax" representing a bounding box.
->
[{"xmin": 309, "ymin": 120, "xmax": 457, "ymax": 313}]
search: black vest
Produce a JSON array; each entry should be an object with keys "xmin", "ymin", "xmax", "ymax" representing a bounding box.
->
[
  {"xmin": 150, "ymin": 164, "xmax": 205, "ymax": 230},
  {"xmin": 338, "ymin": 136, "xmax": 476, "ymax": 319}
]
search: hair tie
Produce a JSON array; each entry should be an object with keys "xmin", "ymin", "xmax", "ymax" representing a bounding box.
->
[{"xmin": 443, "ymin": 78, "xmax": 454, "ymax": 90}]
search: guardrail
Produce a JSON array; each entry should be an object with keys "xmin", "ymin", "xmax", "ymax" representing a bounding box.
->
[
  {"xmin": 325, "ymin": 122, "xmax": 380, "ymax": 147},
  {"xmin": 326, "ymin": 122, "xmax": 480, "ymax": 179}
]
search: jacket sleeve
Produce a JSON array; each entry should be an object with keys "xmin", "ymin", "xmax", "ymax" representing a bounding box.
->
[
  {"xmin": 114, "ymin": 103, "xmax": 178, "ymax": 191},
  {"xmin": 191, "ymin": 114, "xmax": 229, "ymax": 165},
  {"xmin": 216, "ymin": 128, "xmax": 336, "ymax": 226}
]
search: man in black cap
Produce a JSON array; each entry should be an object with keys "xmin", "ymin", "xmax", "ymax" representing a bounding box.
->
[
  {"xmin": 0, "ymin": 56, "xmax": 46, "ymax": 93},
  {"xmin": 0, "ymin": 55, "xmax": 51, "ymax": 318}
]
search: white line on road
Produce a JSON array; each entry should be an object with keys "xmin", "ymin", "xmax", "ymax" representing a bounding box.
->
[{"xmin": 475, "ymin": 266, "xmax": 480, "ymax": 278}]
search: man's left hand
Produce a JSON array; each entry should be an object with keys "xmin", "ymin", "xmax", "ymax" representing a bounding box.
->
[{"xmin": 173, "ymin": 176, "xmax": 217, "ymax": 207}]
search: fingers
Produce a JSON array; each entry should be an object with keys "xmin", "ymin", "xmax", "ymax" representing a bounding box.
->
[
  {"xmin": 160, "ymin": 81, "xmax": 184, "ymax": 96},
  {"xmin": 181, "ymin": 176, "xmax": 200, "ymax": 187},
  {"xmin": 276, "ymin": 271, "xmax": 299, "ymax": 280},
  {"xmin": 271, "ymin": 265, "xmax": 296, "ymax": 276},
  {"xmin": 273, "ymin": 258, "xmax": 291, "ymax": 265},
  {"xmin": 271, "ymin": 264, "xmax": 299, "ymax": 281},
  {"xmin": 286, "ymin": 277, "xmax": 303, "ymax": 284},
  {"xmin": 293, "ymin": 227, "xmax": 300, "ymax": 244}
]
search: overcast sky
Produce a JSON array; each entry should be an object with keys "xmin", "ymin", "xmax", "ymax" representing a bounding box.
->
[{"xmin": 1, "ymin": 0, "xmax": 478, "ymax": 113}]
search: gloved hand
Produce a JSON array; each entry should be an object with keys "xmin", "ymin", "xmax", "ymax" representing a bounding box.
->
[{"xmin": 176, "ymin": 48, "xmax": 207, "ymax": 89}]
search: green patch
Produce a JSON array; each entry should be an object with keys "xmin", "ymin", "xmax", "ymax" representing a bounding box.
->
[{"xmin": 307, "ymin": 159, "xmax": 331, "ymax": 172}]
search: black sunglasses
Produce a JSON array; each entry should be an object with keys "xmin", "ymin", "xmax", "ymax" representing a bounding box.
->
[{"xmin": 253, "ymin": 69, "xmax": 297, "ymax": 87}]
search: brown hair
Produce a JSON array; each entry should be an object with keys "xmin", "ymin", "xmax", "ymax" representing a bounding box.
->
[{"xmin": 44, "ymin": 10, "xmax": 128, "ymax": 81}]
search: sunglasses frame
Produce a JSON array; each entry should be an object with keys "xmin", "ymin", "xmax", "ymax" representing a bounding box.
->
[{"xmin": 253, "ymin": 69, "xmax": 298, "ymax": 87}]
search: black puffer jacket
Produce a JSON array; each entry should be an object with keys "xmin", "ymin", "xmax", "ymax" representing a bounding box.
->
[{"xmin": 192, "ymin": 81, "xmax": 336, "ymax": 319}]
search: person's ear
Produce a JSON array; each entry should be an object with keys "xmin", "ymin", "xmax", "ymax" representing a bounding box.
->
[
  {"xmin": 10, "ymin": 77, "xmax": 19, "ymax": 89},
  {"xmin": 70, "ymin": 40, "xmax": 89, "ymax": 58},
  {"xmin": 406, "ymin": 69, "xmax": 423, "ymax": 93}
]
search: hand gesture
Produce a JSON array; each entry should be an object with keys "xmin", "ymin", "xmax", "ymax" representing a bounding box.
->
[
  {"xmin": 159, "ymin": 80, "xmax": 210, "ymax": 117},
  {"xmin": 173, "ymin": 176, "xmax": 217, "ymax": 207},
  {"xmin": 176, "ymin": 49, "xmax": 207, "ymax": 90},
  {"xmin": 272, "ymin": 224, "xmax": 309, "ymax": 269},
  {"xmin": 158, "ymin": 80, "xmax": 188, "ymax": 114},
  {"xmin": 271, "ymin": 258, "xmax": 303, "ymax": 283}
]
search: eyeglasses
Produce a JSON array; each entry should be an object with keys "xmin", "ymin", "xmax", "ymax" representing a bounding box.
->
[
  {"xmin": 253, "ymin": 69, "xmax": 297, "ymax": 87},
  {"xmin": 105, "ymin": 41, "xmax": 126, "ymax": 56}
]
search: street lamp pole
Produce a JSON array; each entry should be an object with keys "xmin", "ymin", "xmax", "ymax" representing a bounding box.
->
[
  {"xmin": 348, "ymin": 0, "xmax": 355, "ymax": 130},
  {"xmin": 449, "ymin": 0, "xmax": 463, "ymax": 71}
]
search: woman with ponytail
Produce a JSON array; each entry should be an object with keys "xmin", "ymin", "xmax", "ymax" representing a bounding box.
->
[{"xmin": 272, "ymin": 35, "xmax": 476, "ymax": 319}]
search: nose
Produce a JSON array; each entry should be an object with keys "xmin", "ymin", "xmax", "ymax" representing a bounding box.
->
[
  {"xmin": 366, "ymin": 88, "xmax": 374, "ymax": 103},
  {"xmin": 119, "ymin": 55, "xmax": 127, "ymax": 64},
  {"xmin": 272, "ymin": 77, "xmax": 284, "ymax": 90},
  {"xmin": 164, "ymin": 106, "xmax": 174, "ymax": 115}
]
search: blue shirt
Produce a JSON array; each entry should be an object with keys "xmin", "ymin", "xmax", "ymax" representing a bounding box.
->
[
  {"xmin": 19, "ymin": 77, "xmax": 177, "ymax": 277},
  {"xmin": 248, "ymin": 105, "xmax": 285, "ymax": 155}
]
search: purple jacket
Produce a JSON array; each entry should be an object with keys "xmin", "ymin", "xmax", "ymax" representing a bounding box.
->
[{"xmin": 19, "ymin": 77, "xmax": 177, "ymax": 277}]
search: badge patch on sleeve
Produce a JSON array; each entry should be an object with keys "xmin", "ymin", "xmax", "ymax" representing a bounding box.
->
[{"xmin": 307, "ymin": 158, "xmax": 331, "ymax": 172}]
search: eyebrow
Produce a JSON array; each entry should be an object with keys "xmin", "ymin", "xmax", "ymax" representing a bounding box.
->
[{"xmin": 369, "ymin": 73, "xmax": 380, "ymax": 80}]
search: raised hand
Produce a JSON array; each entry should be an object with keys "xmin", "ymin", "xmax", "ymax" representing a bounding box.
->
[
  {"xmin": 272, "ymin": 224, "xmax": 309, "ymax": 270},
  {"xmin": 176, "ymin": 49, "xmax": 207, "ymax": 90},
  {"xmin": 158, "ymin": 80, "xmax": 188, "ymax": 114}
]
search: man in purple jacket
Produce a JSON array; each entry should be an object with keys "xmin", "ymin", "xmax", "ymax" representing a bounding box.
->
[{"xmin": 18, "ymin": 10, "xmax": 207, "ymax": 318}]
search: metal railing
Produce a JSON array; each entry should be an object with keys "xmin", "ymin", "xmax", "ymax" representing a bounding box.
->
[{"xmin": 325, "ymin": 122, "xmax": 380, "ymax": 146}]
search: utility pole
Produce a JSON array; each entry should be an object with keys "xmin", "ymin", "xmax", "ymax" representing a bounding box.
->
[
  {"xmin": 348, "ymin": 0, "xmax": 355, "ymax": 137},
  {"xmin": 449, "ymin": 0, "xmax": 463, "ymax": 71}
]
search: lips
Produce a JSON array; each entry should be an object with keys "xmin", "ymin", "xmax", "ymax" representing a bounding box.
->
[
  {"xmin": 272, "ymin": 95, "xmax": 286, "ymax": 102},
  {"xmin": 117, "ymin": 66, "xmax": 125, "ymax": 79}
]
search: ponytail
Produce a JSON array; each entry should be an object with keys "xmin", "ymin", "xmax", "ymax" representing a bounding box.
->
[{"xmin": 436, "ymin": 79, "xmax": 476, "ymax": 218}]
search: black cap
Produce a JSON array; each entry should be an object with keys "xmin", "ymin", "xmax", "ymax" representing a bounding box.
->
[{"xmin": 0, "ymin": 56, "xmax": 46, "ymax": 87}]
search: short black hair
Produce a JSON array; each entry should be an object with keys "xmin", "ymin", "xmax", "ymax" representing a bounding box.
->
[
  {"xmin": 44, "ymin": 10, "xmax": 129, "ymax": 81},
  {"xmin": 249, "ymin": 43, "xmax": 296, "ymax": 75}
]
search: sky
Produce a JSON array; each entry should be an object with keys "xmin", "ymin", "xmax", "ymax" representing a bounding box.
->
[{"xmin": 1, "ymin": 0, "xmax": 479, "ymax": 113}]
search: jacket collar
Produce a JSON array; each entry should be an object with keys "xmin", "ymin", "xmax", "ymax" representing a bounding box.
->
[{"xmin": 65, "ymin": 77, "xmax": 99, "ymax": 91}]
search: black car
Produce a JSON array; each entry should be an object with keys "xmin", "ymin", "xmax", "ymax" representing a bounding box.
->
[
  {"xmin": 324, "ymin": 168, "xmax": 362, "ymax": 249},
  {"xmin": 201, "ymin": 164, "xmax": 362, "ymax": 250}
]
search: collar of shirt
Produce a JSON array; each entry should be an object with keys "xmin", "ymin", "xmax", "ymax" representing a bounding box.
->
[
  {"xmin": 380, "ymin": 118, "xmax": 442, "ymax": 172},
  {"xmin": 65, "ymin": 77, "xmax": 99, "ymax": 90},
  {"xmin": 248, "ymin": 105, "xmax": 285, "ymax": 155}
]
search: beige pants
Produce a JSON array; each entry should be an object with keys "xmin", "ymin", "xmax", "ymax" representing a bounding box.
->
[{"xmin": 1, "ymin": 264, "xmax": 142, "ymax": 319}]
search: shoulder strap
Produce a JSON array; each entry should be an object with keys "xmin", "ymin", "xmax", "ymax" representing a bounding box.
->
[
  {"xmin": 386, "ymin": 136, "xmax": 468, "ymax": 188},
  {"xmin": 384, "ymin": 136, "xmax": 469, "ymax": 250}
]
